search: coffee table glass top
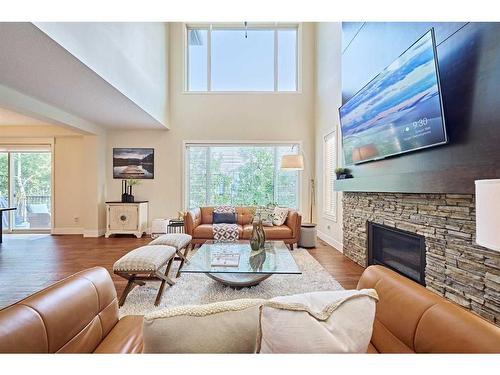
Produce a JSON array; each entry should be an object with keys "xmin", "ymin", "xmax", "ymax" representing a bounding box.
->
[{"xmin": 181, "ymin": 240, "xmax": 301, "ymax": 275}]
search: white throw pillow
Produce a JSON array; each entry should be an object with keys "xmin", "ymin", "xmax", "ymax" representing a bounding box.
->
[
  {"xmin": 272, "ymin": 207, "xmax": 289, "ymax": 226},
  {"xmin": 258, "ymin": 289, "xmax": 378, "ymax": 353}
]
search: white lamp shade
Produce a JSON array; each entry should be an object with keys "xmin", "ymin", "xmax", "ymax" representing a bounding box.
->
[
  {"xmin": 475, "ymin": 179, "xmax": 500, "ymax": 251},
  {"xmin": 280, "ymin": 154, "xmax": 304, "ymax": 170}
]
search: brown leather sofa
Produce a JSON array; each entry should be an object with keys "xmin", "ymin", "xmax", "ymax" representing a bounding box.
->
[
  {"xmin": 0, "ymin": 267, "xmax": 143, "ymax": 353},
  {"xmin": 184, "ymin": 206, "xmax": 302, "ymax": 249},
  {"xmin": 1, "ymin": 265, "xmax": 499, "ymax": 353},
  {"xmin": 358, "ymin": 265, "xmax": 500, "ymax": 353}
]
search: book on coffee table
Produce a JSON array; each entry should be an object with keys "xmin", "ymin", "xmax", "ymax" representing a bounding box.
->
[{"xmin": 211, "ymin": 252, "xmax": 240, "ymax": 267}]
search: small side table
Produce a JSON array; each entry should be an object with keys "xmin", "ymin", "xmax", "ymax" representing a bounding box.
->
[
  {"xmin": 299, "ymin": 223, "xmax": 317, "ymax": 248},
  {"xmin": 167, "ymin": 219, "xmax": 184, "ymax": 234}
]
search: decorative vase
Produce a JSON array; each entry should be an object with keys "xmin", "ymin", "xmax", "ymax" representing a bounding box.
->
[
  {"xmin": 249, "ymin": 248, "xmax": 266, "ymax": 271},
  {"xmin": 127, "ymin": 185, "xmax": 134, "ymax": 203},
  {"xmin": 250, "ymin": 222, "xmax": 261, "ymax": 251},
  {"xmin": 257, "ymin": 220, "xmax": 266, "ymax": 248},
  {"xmin": 121, "ymin": 180, "xmax": 128, "ymax": 203}
]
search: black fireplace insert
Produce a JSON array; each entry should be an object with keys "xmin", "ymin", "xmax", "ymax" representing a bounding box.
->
[{"xmin": 367, "ymin": 222, "xmax": 426, "ymax": 285}]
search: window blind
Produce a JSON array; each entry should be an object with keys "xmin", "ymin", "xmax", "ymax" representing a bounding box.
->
[
  {"xmin": 323, "ymin": 132, "xmax": 337, "ymax": 220},
  {"xmin": 185, "ymin": 143, "xmax": 299, "ymax": 209}
]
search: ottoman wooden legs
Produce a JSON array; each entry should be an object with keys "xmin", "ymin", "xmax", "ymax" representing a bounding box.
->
[
  {"xmin": 115, "ymin": 258, "xmax": 176, "ymax": 307},
  {"xmin": 113, "ymin": 240, "xmax": 192, "ymax": 307},
  {"xmin": 155, "ymin": 258, "xmax": 176, "ymax": 306},
  {"xmin": 175, "ymin": 244, "xmax": 191, "ymax": 278}
]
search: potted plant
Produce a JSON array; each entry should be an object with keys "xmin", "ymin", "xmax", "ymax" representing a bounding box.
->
[{"xmin": 335, "ymin": 167, "xmax": 352, "ymax": 179}]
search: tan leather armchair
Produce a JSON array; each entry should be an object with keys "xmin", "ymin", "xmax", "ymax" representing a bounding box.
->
[
  {"xmin": 184, "ymin": 206, "xmax": 302, "ymax": 249},
  {"xmin": 0, "ymin": 267, "xmax": 143, "ymax": 353},
  {"xmin": 358, "ymin": 265, "xmax": 500, "ymax": 353}
]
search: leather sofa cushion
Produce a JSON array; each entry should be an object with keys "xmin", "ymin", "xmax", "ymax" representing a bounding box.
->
[
  {"xmin": 0, "ymin": 267, "xmax": 120, "ymax": 353},
  {"xmin": 357, "ymin": 265, "xmax": 442, "ymax": 352},
  {"xmin": 357, "ymin": 265, "xmax": 500, "ymax": 353},
  {"xmin": 414, "ymin": 301, "xmax": 500, "ymax": 353},
  {"xmin": 0, "ymin": 304, "xmax": 48, "ymax": 353},
  {"xmin": 263, "ymin": 225, "xmax": 293, "ymax": 239},
  {"xmin": 237, "ymin": 208, "xmax": 254, "ymax": 226},
  {"xmin": 199, "ymin": 207, "xmax": 255, "ymax": 226},
  {"xmin": 200, "ymin": 207, "xmax": 215, "ymax": 224},
  {"xmin": 242, "ymin": 224, "xmax": 253, "ymax": 239},
  {"xmin": 94, "ymin": 315, "xmax": 143, "ymax": 354},
  {"xmin": 193, "ymin": 224, "xmax": 214, "ymax": 238}
]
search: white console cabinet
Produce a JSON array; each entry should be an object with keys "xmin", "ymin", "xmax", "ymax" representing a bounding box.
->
[{"xmin": 105, "ymin": 201, "xmax": 148, "ymax": 238}]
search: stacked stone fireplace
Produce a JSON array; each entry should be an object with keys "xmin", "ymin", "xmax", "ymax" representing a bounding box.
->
[{"xmin": 343, "ymin": 192, "xmax": 500, "ymax": 326}]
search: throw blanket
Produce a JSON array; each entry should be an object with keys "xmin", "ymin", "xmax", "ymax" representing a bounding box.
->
[{"xmin": 213, "ymin": 206, "xmax": 239, "ymax": 241}]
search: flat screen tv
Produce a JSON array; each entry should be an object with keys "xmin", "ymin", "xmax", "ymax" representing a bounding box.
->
[{"xmin": 339, "ymin": 29, "xmax": 447, "ymax": 165}]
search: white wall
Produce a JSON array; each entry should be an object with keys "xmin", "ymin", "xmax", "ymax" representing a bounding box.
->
[
  {"xmin": 53, "ymin": 136, "xmax": 84, "ymax": 233},
  {"xmin": 106, "ymin": 23, "xmax": 316, "ymax": 224},
  {"xmin": 82, "ymin": 134, "xmax": 108, "ymax": 237},
  {"xmin": 35, "ymin": 22, "xmax": 170, "ymax": 127},
  {"xmin": 314, "ymin": 23, "xmax": 344, "ymax": 251}
]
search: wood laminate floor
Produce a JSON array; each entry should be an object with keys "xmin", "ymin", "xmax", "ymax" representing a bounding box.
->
[{"xmin": 0, "ymin": 234, "xmax": 364, "ymax": 309}]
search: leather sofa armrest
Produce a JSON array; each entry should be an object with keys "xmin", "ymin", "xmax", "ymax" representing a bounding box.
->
[
  {"xmin": 184, "ymin": 208, "xmax": 201, "ymax": 236},
  {"xmin": 285, "ymin": 211, "xmax": 302, "ymax": 240}
]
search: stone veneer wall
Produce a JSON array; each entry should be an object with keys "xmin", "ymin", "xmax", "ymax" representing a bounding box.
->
[{"xmin": 343, "ymin": 192, "xmax": 500, "ymax": 326}]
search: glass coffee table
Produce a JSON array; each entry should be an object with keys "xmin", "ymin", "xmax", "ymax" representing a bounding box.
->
[{"xmin": 180, "ymin": 240, "xmax": 301, "ymax": 287}]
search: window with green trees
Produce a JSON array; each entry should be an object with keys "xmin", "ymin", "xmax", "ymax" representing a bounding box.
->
[
  {"xmin": 185, "ymin": 143, "xmax": 299, "ymax": 209},
  {"xmin": 0, "ymin": 150, "xmax": 52, "ymax": 230}
]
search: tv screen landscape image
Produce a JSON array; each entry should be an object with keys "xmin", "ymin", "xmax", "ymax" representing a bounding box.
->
[{"xmin": 339, "ymin": 29, "xmax": 447, "ymax": 165}]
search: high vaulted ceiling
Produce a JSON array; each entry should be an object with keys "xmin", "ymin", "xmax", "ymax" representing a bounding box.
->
[
  {"xmin": 0, "ymin": 107, "xmax": 56, "ymax": 127},
  {"xmin": 0, "ymin": 23, "xmax": 168, "ymax": 132}
]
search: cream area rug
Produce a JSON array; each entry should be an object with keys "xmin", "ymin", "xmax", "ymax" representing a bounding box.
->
[{"xmin": 119, "ymin": 248, "xmax": 344, "ymax": 316}]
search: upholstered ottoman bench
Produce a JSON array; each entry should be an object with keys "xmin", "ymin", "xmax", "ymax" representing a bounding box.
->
[
  {"xmin": 113, "ymin": 234, "xmax": 193, "ymax": 307},
  {"xmin": 113, "ymin": 245, "xmax": 177, "ymax": 307},
  {"xmin": 149, "ymin": 233, "xmax": 192, "ymax": 277}
]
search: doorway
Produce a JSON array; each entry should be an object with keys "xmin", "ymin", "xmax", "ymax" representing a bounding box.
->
[{"xmin": 0, "ymin": 146, "xmax": 52, "ymax": 232}]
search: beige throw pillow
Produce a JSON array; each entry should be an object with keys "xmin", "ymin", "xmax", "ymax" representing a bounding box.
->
[
  {"xmin": 254, "ymin": 207, "xmax": 274, "ymax": 227},
  {"xmin": 258, "ymin": 289, "xmax": 378, "ymax": 353},
  {"xmin": 272, "ymin": 206, "xmax": 289, "ymax": 226},
  {"xmin": 143, "ymin": 298, "xmax": 265, "ymax": 353}
]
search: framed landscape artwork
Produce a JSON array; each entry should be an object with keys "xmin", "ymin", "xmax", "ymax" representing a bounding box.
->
[{"xmin": 113, "ymin": 148, "xmax": 154, "ymax": 179}]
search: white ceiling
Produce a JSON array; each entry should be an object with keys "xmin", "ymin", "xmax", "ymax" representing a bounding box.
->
[
  {"xmin": 0, "ymin": 107, "xmax": 56, "ymax": 127},
  {"xmin": 0, "ymin": 23, "xmax": 166, "ymax": 130}
]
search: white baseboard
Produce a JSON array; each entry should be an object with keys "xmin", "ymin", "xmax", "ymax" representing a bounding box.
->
[
  {"xmin": 83, "ymin": 228, "xmax": 106, "ymax": 238},
  {"xmin": 52, "ymin": 227, "xmax": 83, "ymax": 235},
  {"xmin": 317, "ymin": 230, "xmax": 343, "ymax": 253}
]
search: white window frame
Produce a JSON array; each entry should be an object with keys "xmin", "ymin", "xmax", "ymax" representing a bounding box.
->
[
  {"xmin": 182, "ymin": 140, "xmax": 302, "ymax": 210},
  {"xmin": 183, "ymin": 23, "xmax": 302, "ymax": 94},
  {"xmin": 323, "ymin": 131, "xmax": 337, "ymax": 221},
  {"xmin": 0, "ymin": 138, "xmax": 54, "ymax": 233}
]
